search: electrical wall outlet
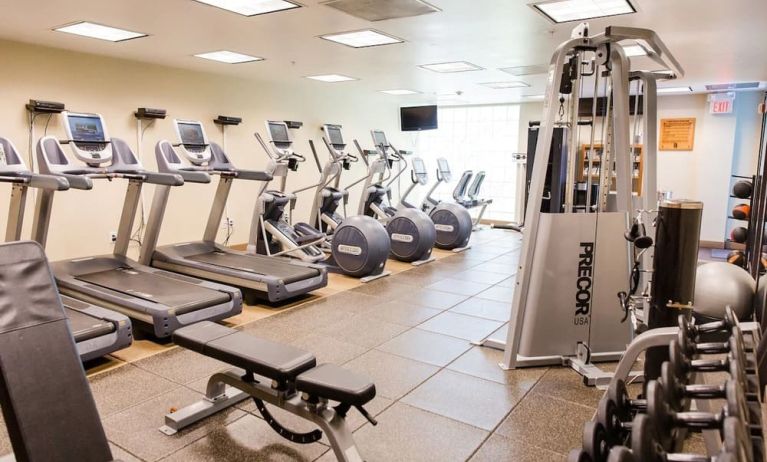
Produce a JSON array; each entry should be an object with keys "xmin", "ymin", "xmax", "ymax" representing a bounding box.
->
[{"xmin": 110, "ymin": 231, "xmax": 117, "ymax": 243}]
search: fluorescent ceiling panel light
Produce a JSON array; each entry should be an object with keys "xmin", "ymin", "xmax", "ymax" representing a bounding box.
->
[
  {"xmin": 380, "ymin": 89, "xmax": 420, "ymax": 95},
  {"xmin": 195, "ymin": 50, "xmax": 263, "ymax": 63},
  {"xmin": 53, "ymin": 21, "xmax": 147, "ymax": 42},
  {"xmin": 524, "ymin": 94, "xmax": 545, "ymax": 99},
  {"xmin": 320, "ymin": 29, "xmax": 403, "ymax": 48},
  {"xmin": 622, "ymin": 44, "xmax": 647, "ymax": 57},
  {"xmin": 530, "ymin": 0, "xmax": 636, "ymax": 24},
  {"xmin": 481, "ymin": 81, "xmax": 530, "ymax": 89},
  {"xmin": 657, "ymin": 86, "xmax": 693, "ymax": 94},
  {"xmin": 306, "ymin": 74, "xmax": 357, "ymax": 82},
  {"xmin": 193, "ymin": 0, "xmax": 300, "ymax": 16},
  {"xmin": 500, "ymin": 64, "xmax": 548, "ymax": 76},
  {"xmin": 420, "ymin": 61, "xmax": 483, "ymax": 73}
]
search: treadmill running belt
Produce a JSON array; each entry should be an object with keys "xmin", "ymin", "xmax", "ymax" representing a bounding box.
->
[
  {"xmin": 65, "ymin": 308, "xmax": 115, "ymax": 343},
  {"xmin": 77, "ymin": 267, "xmax": 231, "ymax": 315},
  {"xmin": 187, "ymin": 251, "xmax": 318, "ymax": 285}
]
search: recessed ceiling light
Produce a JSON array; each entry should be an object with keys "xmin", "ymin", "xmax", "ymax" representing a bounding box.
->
[
  {"xmin": 193, "ymin": 0, "xmax": 300, "ymax": 16},
  {"xmin": 481, "ymin": 81, "xmax": 530, "ymax": 89},
  {"xmin": 320, "ymin": 29, "xmax": 403, "ymax": 48},
  {"xmin": 420, "ymin": 61, "xmax": 484, "ymax": 73},
  {"xmin": 500, "ymin": 64, "xmax": 548, "ymax": 76},
  {"xmin": 530, "ymin": 0, "xmax": 636, "ymax": 24},
  {"xmin": 195, "ymin": 50, "xmax": 264, "ymax": 63},
  {"xmin": 657, "ymin": 86, "xmax": 693, "ymax": 94},
  {"xmin": 306, "ymin": 74, "xmax": 358, "ymax": 82},
  {"xmin": 524, "ymin": 94, "xmax": 545, "ymax": 100},
  {"xmin": 380, "ymin": 89, "xmax": 420, "ymax": 95},
  {"xmin": 53, "ymin": 21, "xmax": 147, "ymax": 42},
  {"xmin": 622, "ymin": 44, "xmax": 647, "ymax": 57}
]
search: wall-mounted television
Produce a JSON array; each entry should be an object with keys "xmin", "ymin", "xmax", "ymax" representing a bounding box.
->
[{"xmin": 400, "ymin": 105, "xmax": 438, "ymax": 131}]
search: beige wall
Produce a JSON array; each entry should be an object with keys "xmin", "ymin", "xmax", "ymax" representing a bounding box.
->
[{"xmin": 0, "ymin": 39, "xmax": 403, "ymax": 261}]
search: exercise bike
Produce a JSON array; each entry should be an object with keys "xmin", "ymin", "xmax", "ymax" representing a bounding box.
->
[
  {"xmin": 252, "ymin": 120, "xmax": 391, "ymax": 281},
  {"xmin": 352, "ymin": 129, "xmax": 436, "ymax": 265}
]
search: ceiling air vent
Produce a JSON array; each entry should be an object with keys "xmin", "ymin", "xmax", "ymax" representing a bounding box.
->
[
  {"xmin": 500, "ymin": 64, "xmax": 548, "ymax": 76},
  {"xmin": 705, "ymin": 82, "xmax": 760, "ymax": 91},
  {"xmin": 321, "ymin": 0, "xmax": 440, "ymax": 21}
]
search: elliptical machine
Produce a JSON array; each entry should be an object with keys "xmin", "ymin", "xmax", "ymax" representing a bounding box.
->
[
  {"xmin": 413, "ymin": 157, "xmax": 472, "ymax": 251},
  {"xmin": 352, "ymin": 130, "xmax": 436, "ymax": 265},
  {"xmin": 252, "ymin": 120, "xmax": 391, "ymax": 281}
]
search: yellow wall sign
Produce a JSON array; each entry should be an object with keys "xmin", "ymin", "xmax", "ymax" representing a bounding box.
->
[{"xmin": 660, "ymin": 118, "xmax": 696, "ymax": 151}]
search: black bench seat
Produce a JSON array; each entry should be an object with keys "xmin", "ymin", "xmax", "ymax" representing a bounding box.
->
[
  {"xmin": 296, "ymin": 363, "xmax": 376, "ymax": 406},
  {"xmin": 173, "ymin": 321, "xmax": 316, "ymax": 383}
]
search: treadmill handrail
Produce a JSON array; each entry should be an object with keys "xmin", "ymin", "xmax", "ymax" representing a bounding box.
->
[
  {"xmin": 177, "ymin": 169, "xmax": 212, "ymax": 184},
  {"xmin": 56, "ymin": 173, "xmax": 93, "ymax": 190},
  {"xmin": 141, "ymin": 171, "xmax": 184, "ymax": 186},
  {"xmin": 27, "ymin": 173, "xmax": 70, "ymax": 191},
  {"xmin": 232, "ymin": 169, "xmax": 273, "ymax": 182}
]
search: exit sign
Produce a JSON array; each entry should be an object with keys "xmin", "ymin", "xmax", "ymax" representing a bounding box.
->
[{"xmin": 709, "ymin": 93, "xmax": 735, "ymax": 114}]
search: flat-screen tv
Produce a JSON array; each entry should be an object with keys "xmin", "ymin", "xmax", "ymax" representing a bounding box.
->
[{"xmin": 400, "ymin": 105, "xmax": 438, "ymax": 131}]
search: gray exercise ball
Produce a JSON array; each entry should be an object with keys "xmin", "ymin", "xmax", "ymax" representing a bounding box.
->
[{"xmin": 693, "ymin": 261, "xmax": 755, "ymax": 320}]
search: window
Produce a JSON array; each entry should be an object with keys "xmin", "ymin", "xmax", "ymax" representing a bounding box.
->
[{"xmin": 412, "ymin": 104, "xmax": 522, "ymax": 222}]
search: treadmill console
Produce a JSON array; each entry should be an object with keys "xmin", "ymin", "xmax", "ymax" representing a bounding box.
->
[
  {"xmin": 266, "ymin": 121, "xmax": 293, "ymax": 150},
  {"xmin": 63, "ymin": 112, "xmax": 113, "ymax": 166},
  {"xmin": 174, "ymin": 119, "xmax": 211, "ymax": 165}
]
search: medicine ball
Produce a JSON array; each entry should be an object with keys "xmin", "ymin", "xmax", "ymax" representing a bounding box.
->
[
  {"xmin": 732, "ymin": 203, "xmax": 751, "ymax": 220},
  {"xmin": 732, "ymin": 180, "xmax": 753, "ymax": 199},
  {"xmin": 727, "ymin": 250, "xmax": 746, "ymax": 267},
  {"xmin": 730, "ymin": 226, "xmax": 748, "ymax": 244}
]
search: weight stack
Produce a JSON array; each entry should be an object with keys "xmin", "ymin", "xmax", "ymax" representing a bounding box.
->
[{"xmin": 645, "ymin": 199, "xmax": 703, "ymax": 383}]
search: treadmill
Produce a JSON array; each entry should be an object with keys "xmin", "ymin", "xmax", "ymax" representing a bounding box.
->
[
  {"xmin": 32, "ymin": 112, "xmax": 242, "ymax": 338},
  {"xmin": 0, "ymin": 136, "xmax": 132, "ymax": 360},
  {"xmin": 137, "ymin": 119, "xmax": 327, "ymax": 303}
]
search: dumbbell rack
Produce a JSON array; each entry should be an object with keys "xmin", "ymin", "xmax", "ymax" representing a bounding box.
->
[{"xmin": 569, "ymin": 308, "xmax": 765, "ymax": 461}]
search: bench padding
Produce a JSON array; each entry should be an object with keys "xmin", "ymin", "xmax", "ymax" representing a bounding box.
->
[
  {"xmin": 296, "ymin": 363, "xmax": 376, "ymax": 406},
  {"xmin": 173, "ymin": 321, "xmax": 316, "ymax": 383}
]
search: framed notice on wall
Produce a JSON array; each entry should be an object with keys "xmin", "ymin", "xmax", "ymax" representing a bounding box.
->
[{"xmin": 660, "ymin": 118, "xmax": 696, "ymax": 151}]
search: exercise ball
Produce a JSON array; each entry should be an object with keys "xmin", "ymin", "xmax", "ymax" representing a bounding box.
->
[
  {"xmin": 730, "ymin": 226, "xmax": 748, "ymax": 243},
  {"xmin": 727, "ymin": 250, "xmax": 746, "ymax": 267},
  {"xmin": 732, "ymin": 180, "xmax": 753, "ymax": 199},
  {"xmin": 732, "ymin": 203, "xmax": 751, "ymax": 220},
  {"xmin": 694, "ymin": 262, "xmax": 754, "ymax": 320}
]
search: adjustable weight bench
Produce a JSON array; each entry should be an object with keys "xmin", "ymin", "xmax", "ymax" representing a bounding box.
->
[{"xmin": 161, "ymin": 321, "xmax": 377, "ymax": 462}]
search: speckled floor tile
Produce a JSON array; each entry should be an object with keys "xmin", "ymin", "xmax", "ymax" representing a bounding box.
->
[
  {"xmin": 363, "ymin": 299, "xmax": 442, "ymax": 327},
  {"xmin": 288, "ymin": 333, "xmax": 368, "ymax": 364},
  {"xmin": 427, "ymin": 278, "xmax": 492, "ymax": 296},
  {"xmin": 89, "ymin": 364, "xmax": 178, "ymax": 417},
  {"xmin": 476, "ymin": 285, "xmax": 516, "ymax": 303},
  {"xmin": 469, "ymin": 433, "xmax": 561, "ymax": 462},
  {"xmin": 476, "ymin": 262, "xmax": 518, "ymax": 276},
  {"xmin": 319, "ymin": 314, "xmax": 409, "ymax": 348},
  {"xmin": 447, "ymin": 347, "xmax": 546, "ymax": 388},
  {"xmin": 376, "ymin": 328, "xmax": 472, "ymax": 367},
  {"xmin": 495, "ymin": 393, "xmax": 595, "ymax": 455},
  {"xmin": 350, "ymin": 403, "xmax": 488, "ymax": 462},
  {"xmin": 452, "ymin": 269, "xmax": 511, "ymax": 285},
  {"xmin": 496, "ymin": 276, "xmax": 516, "ymax": 288},
  {"xmin": 134, "ymin": 347, "xmax": 230, "ymax": 385},
  {"xmin": 418, "ymin": 312, "xmax": 503, "ymax": 341},
  {"xmin": 349, "ymin": 279, "xmax": 414, "ymax": 297},
  {"xmin": 239, "ymin": 316, "xmax": 313, "ymax": 344},
  {"xmin": 449, "ymin": 297, "xmax": 510, "ymax": 321},
  {"xmin": 402, "ymin": 369, "xmax": 525, "ymax": 430},
  {"xmin": 343, "ymin": 350, "xmax": 438, "ymax": 399},
  {"xmin": 159, "ymin": 413, "xmax": 328, "ymax": 462},
  {"xmin": 532, "ymin": 368, "xmax": 604, "ymax": 408},
  {"xmin": 397, "ymin": 288, "xmax": 469, "ymax": 310},
  {"xmin": 104, "ymin": 387, "xmax": 245, "ymax": 461}
]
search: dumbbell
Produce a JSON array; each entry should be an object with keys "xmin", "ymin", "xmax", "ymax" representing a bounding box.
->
[
  {"xmin": 595, "ymin": 379, "xmax": 650, "ymax": 447},
  {"xmin": 568, "ymin": 448, "xmax": 594, "ymax": 462},
  {"xmin": 605, "ymin": 414, "xmax": 752, "ymax": 462},
  {"xmin": 579, "ymin": 420, "xmax": 611, "ymax": 462},
  {"xmin": 680, "ymin": 308, "xmax": 755, "ymax": 350},
  {"xmin": 647, "ymin": 379, "xmax": 752, "ymax": 451},
  {"xmin": 669, "ymin": 336, "xmax": 760, "ymax": 396},
  {"xmin": 678, "ymin": 320, "xmax": 756, "ymax": 362}
]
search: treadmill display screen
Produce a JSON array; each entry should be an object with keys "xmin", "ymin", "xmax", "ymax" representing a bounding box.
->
[
  {"xmin": 326, "ymin": 126, "xmax": 344, "ymax": 146},
  {"xmin": 178, "ymin": 122, "xmax": 206, "ymax": 146},
  {"xmin": 437, "ymin": 158, "xmax": 450, "ymax": 173},
  {"xmin": 412, "ymin": 158, "xmax": 427, "ymax": 175},
  {"xmin": 269, "ymin": 122, "xmax": 290, "ymax": 144},
  {"xmin": 371, "ymin": 130, "xmax": 388, "ymax": 148},
  {"xmin": 68, "ymin": 115, "xmax": 106, "ymax": 142}
]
